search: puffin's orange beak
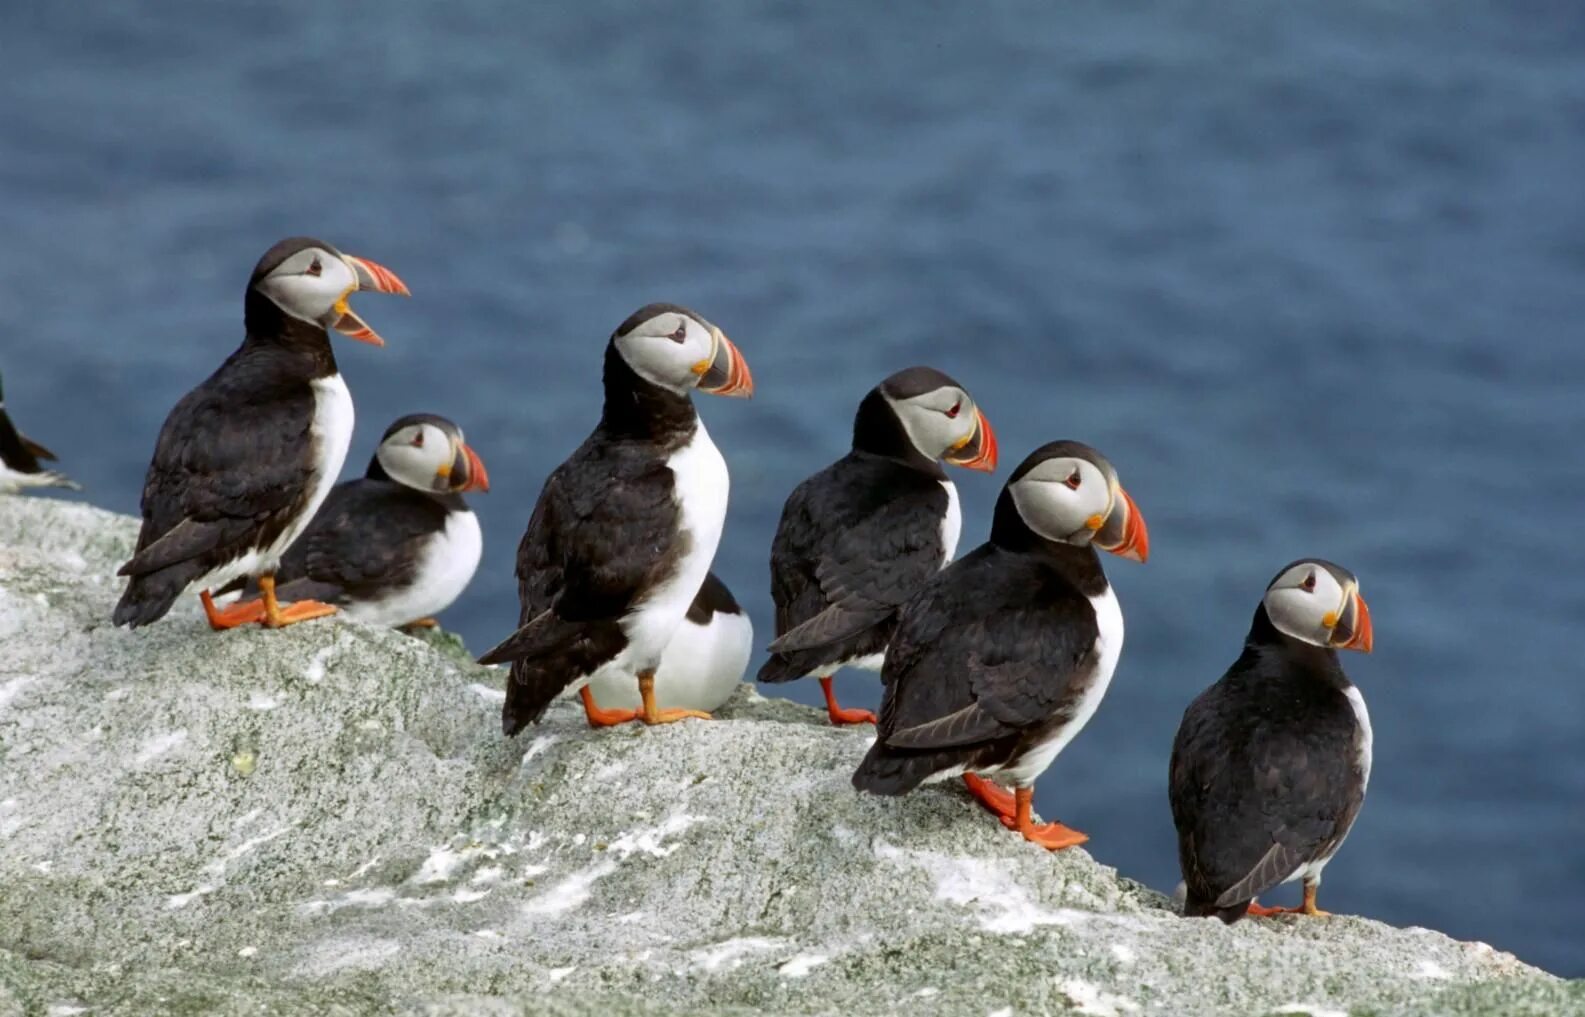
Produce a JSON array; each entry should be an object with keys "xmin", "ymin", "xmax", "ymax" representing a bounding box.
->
[
  {"xmin": 1338, "ymin": 590, "xmax": 1373, "ymax": 653},
  {"xmin": 329, "ymin": 254, "xmax": 411, "ymax": 346},
  {"xmin": 696, "ymin": 331, "xmax": 753, "ymax": 398},
  {"xmin": 945, "ymin": 409, "xmax": 998, "ymax": 472},
  {"xmin": 1095, "ymin": 486, "xmax": 1149, "ymax": 563},
  {"xmin": 446, "ymin": 441, "xmax": 490, "ymax": 493}
]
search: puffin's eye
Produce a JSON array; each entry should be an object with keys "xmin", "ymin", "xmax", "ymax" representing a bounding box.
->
[
  {"xmin": 411, "ymin": 431, "xmax": 424, "ymax": 448},
  {"xmin": 307, "ymin": 257, "xmax": 323, "ymax": 278},
  {"xmin": 667, "ymin": 322, "xmax": 688, "ymax": 343},
  {"xmin": 1301, "ymin": 572, "xmax": 1317, "ymax": 592},
  {"xmin": 1065, "ymin": 470, "xmax": 1082, "ymax": 490},
  {"xmin": 945, "ymin": 401, "xmax": 961, "ymax": 419}
]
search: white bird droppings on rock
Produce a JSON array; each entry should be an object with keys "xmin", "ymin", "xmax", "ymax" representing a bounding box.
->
[
  {"xmin": 689, "ymin": 937, "xmax": 787, "ymax": 973},
  {"xmin": 778, "ymin": 952, "xmax": 830, "ymax": 977},
  {"xmin": 1061, "ymin": 978, "xmax": 1142, "ymax": 1015},
  {"xmin": 521, "ymin": 860, "xmax": 616, "ymax": 917}
]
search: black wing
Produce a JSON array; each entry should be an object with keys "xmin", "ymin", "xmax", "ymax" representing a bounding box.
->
[
  {"xmin": 267, "ymin": 479, "xmax": 450, "ymax": 603},
  {"xmin": 0, "ymin": 407, "xmax": 53, "ymax": 473},
  {"xmin": 486, "ymin": 442, "xmax": 681, "ymax": 733},
  {"xmin": 853, "ymin": 547, "xmax": 1098, "ymax": 794},
  {"xmin": 761, "ymin": 455, "xmax": 948, "ymax": 679},
  {"xmin": 120, "ymin": 346, "xmax": 318, "ymax": 577},
  {"xmin": 1169, "ymin": 662, "xmax": 1365, "ymax": 917}
]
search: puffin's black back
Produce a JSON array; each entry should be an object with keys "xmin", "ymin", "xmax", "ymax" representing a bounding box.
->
[
  {"xmin": 851, "ymin": 533, "xmax": 1107, "ymax": 794},
  {"xmin": 491, "ymin": 338, "xmax": 701, "ymax": 735},
  {"xmin": 758, "ymin": 450, "xmax": 951, "ymax": 682},
  {"xmin": 1169, "ymin": 605, "xmax": 1366, "ymax": 923},
  {"xmin": 111, "ymin": 272, "xmax": 340, "ymax": 627}
]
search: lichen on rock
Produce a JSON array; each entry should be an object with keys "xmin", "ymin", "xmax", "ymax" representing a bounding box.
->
[{"xmin": 0, "ymin": 497, "xmax": 1576, "ymax": 1016}]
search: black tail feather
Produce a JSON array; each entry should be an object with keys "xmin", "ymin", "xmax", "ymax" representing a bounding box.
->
[{"xmin": 111, "ymin": 562, "xmax": 203, "ymax": 628}]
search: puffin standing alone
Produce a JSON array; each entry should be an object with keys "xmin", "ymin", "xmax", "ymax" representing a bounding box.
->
[
  {"xmin": 0, "ymin": 371, "xmax": 80, "ymax": 493},
  {"xmin": 757, "ymin": 367, "xmax": 997, "ymax": 725},
  {"xmin": 112, "ymin": 237, "xmax": 409, "ymax": 629},
  {"xmin": 1170, "ymin": 559, "xmax": 1374, "ymax": 922},
  {"xmin": 219, "ymin": 414, "xmax": 488, "ymax": 629},
  {"xmin": 852, "ymin": 441, "xmax": 1148, "ymax": 849},
  {"xmin": 477, "ymin": 303, "xmax": 753, "ymax": 733},
  {"xmin": 585, "ymin": 572, "xmax": 753, "ymax": 713}
]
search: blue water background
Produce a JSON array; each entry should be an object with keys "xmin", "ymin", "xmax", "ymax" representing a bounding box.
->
[{"xmin": 3, "ymin": 1, "xmax": 1582, "ymax": 976}]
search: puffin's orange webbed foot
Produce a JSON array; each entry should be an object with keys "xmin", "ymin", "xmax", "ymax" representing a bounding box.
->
[
  {"xmin": 403, "ymin": 617, "xmax": 440, "ymax": 630},
  {"xmin": 637, "ymin": 671, "xmax": 712, "ymax": 725},
  {"xmin": 254, "ymin": 574, "xmax": 337, "ymax": 628},
  {"xmin": 200, "ymin": 590, "xmax": 266, "ymax": 631},
  {"xmin": 1245, "ymin": 900, "xmax": 1289, "ymax": 918},
  {"xmin": 819, "ymin": 676, "xmax": 877, "ymax": 725},
  {"xmin": 579, "ymin": 687, "xmax": 639, "ymax": 728},
  {"xmin": 1007, "ymin": 786, "xmax": 1088, "ymax": 851}
]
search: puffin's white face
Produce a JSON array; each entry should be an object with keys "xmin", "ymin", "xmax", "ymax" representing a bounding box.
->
[
  {"xmin": 1263, "ymin": 560, "xmax": 1373, "ymax": 652},
  {"xmin": 250, "ymin": 239, "xmax": 410, "ymax": 346},
  {"xmin": 1006, "ymin": 447, "xmax": 1148, "ymax": 561},
  {"xmin": 375, "ymin": 418, "xmax": 489, "ymax": 494},
  {"xmin": 886, "ymin": 385, "xmax": 996, "ymax": 469},
  {"xmin": 256, "ymin": 247, "xmax": 357, "ymax": 323},
  {"xmin": 613, "ymin": 306, "xmax": 753, "ymax": 398}
]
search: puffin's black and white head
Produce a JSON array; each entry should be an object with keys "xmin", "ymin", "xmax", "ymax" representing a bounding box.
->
[
  {"xmin": 994, "ymin": 440, "xmax": 1149, "ymax": 561},
  {"xmin": 1262, "ymin": 559, "xmax": 1373, "ymax": 653},
  {"xmin": 856, "ymin": 366, "xmax": 997, "ymax": 472},
  {"xmin": 249, "ymin": 236, "xmax": 411, "ymax": 346},
  {"xmin": 372, "ymin": 414, "xmax": 490, "ymax": 494},
  {"xmin": 610, "ymin": 303, "xmax": 753, "ymax": 398}
]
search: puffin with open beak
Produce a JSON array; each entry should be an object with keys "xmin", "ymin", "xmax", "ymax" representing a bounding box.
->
[
  {"xmin": 853, "ymin": 440, "xmax": 1148, "ymax": 850},
  {"xmin": 1170, "ymin": 559, "xmax": 1374, "ymax": 923},
  {"xmin": 112, "ymin": 236, "xmax": 410, "ymax": 630},
  {"xmin": 758, "ymin": 366, "xmax": 997, "ymax": 725},
  {"xmin": 478, "ymin": 303, "xmax": 753, "ymax": 734},
  {"xmin": 0, "ymin": 370, "xmax": 81, "ymax": 494},
  {"xmin": 218, "ymin": 414, "xmax": 488, "ymax": 630}
]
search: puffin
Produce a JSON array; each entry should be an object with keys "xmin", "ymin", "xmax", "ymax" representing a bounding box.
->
[
  {"xmin": 217, "ymin": 414, "xmax": 488, "ymax": 629},
  {"xmin": 111, "ymin": 236, "xmax": 409, "ymax": 630},
  {"xmin": 585, "ymin": 572, "xmax": 753, "ymax": 713},
  {"xmin": 852, "ymin": 440, "xmax": 1149, "ymax": 850},
  {"xmin": 0, "ymin": 370, "xmax": 80, "ymax": 494},
  {"xmin": 757, "ymin": 366, "xmax": 997, "ymax": 725},
  {"xmin": 1169, "ymin": 559, "xmax": 1374, "ymax": 922},
  {"xmin": 476, "ymin": 303, "xmax": 753, "ymax": 733}
]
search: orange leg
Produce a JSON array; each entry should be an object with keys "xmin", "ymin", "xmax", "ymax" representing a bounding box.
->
[
  {"xmin": 579, "ymin": 686, "xmax": 639, "ymax": 727},
  {"xmin": 1247, "ymin": 882, "xmax": 1332, "ymax": 918},
  {"xmin": 1006, "ymin": 786, "xmax": 1088, "ymax": 850},
  {"xmin": 258, "ymin": 574, "xmax": 337, "ymax": 628},
  {"xmin": 1242, "ymin": 880, "xmax": 1331, "ymax": 912},
  {"xmin": 962, "ymin": 773, "xmax": 1018, "ymax": 821},
  {"xmin": 402, "ymin": 617, "xmax": 440, "ymax": 630},
  {"xmin": 200, "ymin": 589, "xmax": 266, "ymax": 630},
  {"xmin": 819, "ymin": 676, "xmax": 877, "ymax": 726},
  {"xmin": 637, "ymin": 670, "xmax": 712, "ymax": 725}
]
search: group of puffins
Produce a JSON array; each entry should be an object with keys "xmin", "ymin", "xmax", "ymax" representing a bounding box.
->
[{"xmin": 2, "ymin": 235, "xmax": 1378, "ymax": 924}]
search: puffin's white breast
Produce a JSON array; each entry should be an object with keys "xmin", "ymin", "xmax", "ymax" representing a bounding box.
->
[
  {"xmin": 938, "ymin": 479, "xmax": 962, "ymax": 564},
  {"xmin": 588, "ymin": 608, "xmax": 752, "ymax": 712},
  {"xmin": 622, "ymin": 421, "xmax": 729, "ymax": 667},
  {"xmin": 346, "ymin": 508, "xmax": 482, "ymax": 628}
]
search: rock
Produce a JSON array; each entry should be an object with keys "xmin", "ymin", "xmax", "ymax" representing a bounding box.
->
[{"xmin": 0, "ymin": 496, "xmax": 1576, "ymax": 1017}]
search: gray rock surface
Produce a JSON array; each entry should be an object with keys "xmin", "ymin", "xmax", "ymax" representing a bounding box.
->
[{"xmin": 0, "ymin": 496, "xmax": 1578, "ymax": 1017}]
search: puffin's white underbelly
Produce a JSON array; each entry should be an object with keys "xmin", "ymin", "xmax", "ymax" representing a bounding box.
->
[
  {"xmin": 193, "ymin": 374, "xmax": 355, "ymax": 592},
  {"xmin": 345, "ymin": 509, "xmax": 482, "ymax": 628},
  {"xmin": 617, "ymin": 421, "xmax": 729, "ymax": 671},
  {"xmin": 587, "ymin": 609, "xmax": 752, "ymax": 711}
]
